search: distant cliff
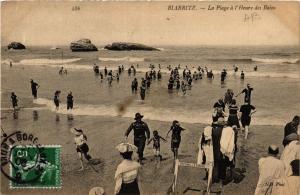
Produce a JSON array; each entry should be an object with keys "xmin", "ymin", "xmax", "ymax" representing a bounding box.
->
[
  {"xmin": 104, "ymin": 42, "xmax": 159, "ymax": 51},
  {"xmin": 70, "ymin": 39, "xmax": 98, "ymax": 52},
  {"xmin": 8, "ymin": 42, "xmax": 26, "ymax": 50}
]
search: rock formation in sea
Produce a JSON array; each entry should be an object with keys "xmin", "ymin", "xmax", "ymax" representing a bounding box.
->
[
  {"xmin": 7, "ymin": 42, "xmax": 26, "ymax": 50},
  {"xmin": 70, "ymin": 39, "xmax": 98, "ymax": 52},
  {"xmin": 104, "ymin": 42, "xmax": 159, "ymax": 51}
]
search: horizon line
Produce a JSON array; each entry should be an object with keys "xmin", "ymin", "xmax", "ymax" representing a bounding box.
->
[{"xmin": 2, "ymin": 43, "xmax": 300, "ymax": 48}]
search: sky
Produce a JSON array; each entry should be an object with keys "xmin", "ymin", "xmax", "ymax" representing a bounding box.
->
[{"xmin": 1, "ymin": 1, "xmax": 299, "ymax": 46}]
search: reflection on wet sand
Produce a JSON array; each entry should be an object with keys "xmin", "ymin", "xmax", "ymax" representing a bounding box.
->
[{"xmin": 33, "ymin": 110, "xmax": 39, "ymax": 121}]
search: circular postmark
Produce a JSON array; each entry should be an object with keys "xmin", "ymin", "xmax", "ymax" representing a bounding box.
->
[{"xmin": 1, "ymin": 130, "xmax": 45, "ymax": 184}]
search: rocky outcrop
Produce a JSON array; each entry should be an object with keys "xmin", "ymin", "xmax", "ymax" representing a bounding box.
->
[
  {"xmin": 70, "ymin": 39, "xmax": 98, "ymax": 52},
  {"xmin": 8, "ymin": 42, "xmax": 26, "ymax": 50},
  {"xmin": 104, "ymin": 42, "xmax": 159, "ymax": 51}
]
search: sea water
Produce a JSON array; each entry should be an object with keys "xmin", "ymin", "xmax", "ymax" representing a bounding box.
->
[{"xmin": 1, "ymin": 45, "xmax": 300, "ymax": 126}]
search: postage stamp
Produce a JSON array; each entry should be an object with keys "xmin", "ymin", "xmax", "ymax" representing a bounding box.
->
[{"xmin": 9, "ymin": 145, "xmax": 61, "ymax": 189}]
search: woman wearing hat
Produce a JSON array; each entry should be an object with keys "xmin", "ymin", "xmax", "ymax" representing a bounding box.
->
[
  {"xmin": 255, "ymin": 145, "xmax": 285, "ymax": 195},
  {"xmin": 280, "ymin": 133, "xmax": 300, "ymax": 176},
  {"xmin": 114, "ymin": 143, "xmax": 141, "ymax": 195},
  {"xmin": 71, "ymin": 128, "xmax": 92, "ymax": 171},
  {"xmin": 198, "ymin": 126, "xmax": 214, "ymax": 180}
]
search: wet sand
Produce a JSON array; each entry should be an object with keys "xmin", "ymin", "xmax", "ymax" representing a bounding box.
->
[{"xmin": 1, "ymin": 109, "xmax": 284, "ymax": 195}]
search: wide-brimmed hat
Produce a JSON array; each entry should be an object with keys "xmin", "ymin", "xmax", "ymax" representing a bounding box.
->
[
  {"xmin": 203, "ymin": 126, "xmax": 212, "ymax": 140},
  {"xmin": 173, "ymin": 120, "xmax": 179, "ymax": 125},
  {"xmin": 217, "ymin": 117, "xmax": 226, "ymax": 125},
  {"xmin": 89, "ymin": 187, "xmax": 105, "ymax": 195},
  {"xmin": 70, "ymin": 128, "xmax": 83, "ymax": 136},
  {"xmin": 284, "ymin": 133, "xmax": 299, "ymax": 143},
  {"xmin": 268, "ymin": 144, "xmax": 279, "ymax": 155},
  {"xmin": 116, "ymin": 143, "xmax": 137, "ymax": 153},
  {"xmin": 134, "ymin": 113, "xmax": 143, "ymax": 120}
]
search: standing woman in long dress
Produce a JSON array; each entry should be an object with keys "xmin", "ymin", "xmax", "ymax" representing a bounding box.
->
[
  {"xmin": 227, "ymin": 99, "xmax": 240, "ymax": 129},
  {"xmin": 115, "ymin": 143, "xmax": 141, "ymax": 195}
]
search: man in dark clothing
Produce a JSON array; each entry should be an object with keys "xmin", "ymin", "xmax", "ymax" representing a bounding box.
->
[
  {"xmin": 30, "ymin": 79, "xmax": 39, "ymax": 99},
  {"xmin": 166, "ymin": 120, "xmax": 185, "ymax": 159},
  {"xmin": 104, "ymin": 67, "xmax": 108, "ymax": 76},
  {"xmin": 157, "ymin": 70, "xmax": 162, "ymax": 80},
  {"xmin": 140, "ymin": 79, "xmax": 146, "ymax": 100},
  {"xmin": 283, "ymin": 115, "xmax": 299, "ymax": 142},
  {"xmin": 131, "ymin": 78, "xmax": 138, "ymax": 93},
  {"xmin": 118, "ymin": 66, "xmax": 122, "ymax": 74},
  {"xmin": 11, "ymin": 92, "xmax": 18, "ymax": 110},
  {"xmin": 254, "ymin": 65, "xmax": 258, "ymax": 71},
  {"xmin": 239, "ymin": 102, "xmax": 256, "ymax": 139},
  {"xmin": 67, "ymin": 91, "xmax": 74, "ymax": 110},
  {"xmin": 125, "ymin": 113, "xmax": 150, "ymax": 163},
  {"xmin": 236, "ymin": 84, "xmax": 253, "ymax": 104},
  {"xmin": 212, "ymin": 118, "xmax": 226, "ymax": 183},
  {"xmin": 240, "ymin": 71, "xmax": 245, "ymax": 80},
  {"xmin": 221, "ymin": 69, "xmax": 227, "ymax": 82},
  {"xmin": 53, "ymin": 90, "xmax": 61, "ymax": 110}
]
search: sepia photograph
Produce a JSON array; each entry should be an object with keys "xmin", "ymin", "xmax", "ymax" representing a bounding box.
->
[{"xmin": 1, "ymin": 1, "xmax": 300, "ymax": 195}]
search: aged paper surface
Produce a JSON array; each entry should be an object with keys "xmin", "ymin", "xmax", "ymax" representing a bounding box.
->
[{"xmin": 1, "ymin": 1, "xmax": 300, "ymax": 195}]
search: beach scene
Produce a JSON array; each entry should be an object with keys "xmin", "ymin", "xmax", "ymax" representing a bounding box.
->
[{"xmin": 1, "ymin": 1, "xmax": 300, "ymax": 195}]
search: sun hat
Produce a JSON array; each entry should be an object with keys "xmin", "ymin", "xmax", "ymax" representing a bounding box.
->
[
  {"xmin": 70, "ymin": 128, "xmax": 83, "ymax": 136},
  {"xmin": 116, "ymin": 143, "xmax": 138, "ymax": 153},
  {"xmin": 284, "ymin": 133, "xmax": 299, "ymax": 142},
  {"xmin": 89, "ymin": 187, "xmax": 105, "ymax": 195},
  {"xmin": 217, "ymin": 117, "xmax": 226, "ymax": 125},
  {"xmin": 268, "ymin": 144, "xmax": 279, "ymax": 155},
  {"xmin": 134, "ymin": 113, "xmax": 143, "ymax": 120}
]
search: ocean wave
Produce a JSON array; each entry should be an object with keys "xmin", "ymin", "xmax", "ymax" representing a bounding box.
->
[
  {"xmin": 33, "ymin": 98, "xmax": 286, "ymax": 126},
  {"xmin": 251, "ymin": 58, "xmax": 300, "ymax": 64},
  {"xmin": 157, "ymin": 48, "xmax": 166, "ymax": 51},
  {"xmin": 207, "ymin": 58, "xmax": 253, "ymax": 62},
  {"xmin": 225, "ymin": 71, "xmax": 299, "ymax": 79},
  {"xmin": 98, "ymin": 57, "xmax": 145, "ymax": 62},
  {"xmin": 257, "ymin": 53, "xmax": 290, "ymax": 57},
  {"xmin": 19, "ymin": 58, "xmax": 82, "ymax": 65},
  {"xmin": 2, "ymin": 60, "xmax": 298, "ymax": 78},
  {"xmin": 207, "ymin": 57, "xmax": 300, "ymax": 64}
]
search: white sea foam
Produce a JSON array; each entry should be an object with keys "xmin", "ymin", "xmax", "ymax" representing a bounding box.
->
[
  {"xmin": 252, "ymin": 58, "xmax": 300, "ymax": 64},
  {"xmin": 33, "ymin": 98, "xmax": 287, "ymax": 126},
  {"xmin": 225, "ymin": 71, "xmax": 300, "ymax": 79},
  {"xmin": 19, "ymin": 58, "xmax": 82, "ymax": 65},
  {"xmin": 157, "ymin": 48, "xmax": 165, "ymax": 51},
  {"xmin": 99, "ymin": 57, "xmax": 145, "ymax": 62},
  {"xmin": 2, "ymin": 58, "xmax": 299, "ymax": 78}
]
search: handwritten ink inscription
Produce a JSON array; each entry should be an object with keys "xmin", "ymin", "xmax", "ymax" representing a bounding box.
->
[
  {"xmin": 244, "ymin": 12, "xmax": 261, "ymax": 22},
  {"xmin": 72, "ymin": 6, "xmax": 80, "ymax": 11}
]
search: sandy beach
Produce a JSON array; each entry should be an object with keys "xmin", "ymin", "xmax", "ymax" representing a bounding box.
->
[{"xmin": 1, "ymin": 107, "xmax": 285, "ymax": 195}]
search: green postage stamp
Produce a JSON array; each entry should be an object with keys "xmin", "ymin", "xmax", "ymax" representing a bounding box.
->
[{"xmin": 10, "ymin": 145, "xmax": 61, "ymax": 189}]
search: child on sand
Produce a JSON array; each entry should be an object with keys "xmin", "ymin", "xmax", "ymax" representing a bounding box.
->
[
  {"xmin": 166, "ymin": 120, "xmax": 185, "ymax": 159},
  {"xmin": 147, "ymin": 130, "xmax": 167, "ymax": 161},
  {"xmin": 71, "ymin": 128, "xmax": 92, "ymax": 171}
]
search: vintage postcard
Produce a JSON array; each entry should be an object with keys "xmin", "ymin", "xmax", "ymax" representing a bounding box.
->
[{"xmin": 1, "ymin": 1, "xmax": 299, "ymax": 195}]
